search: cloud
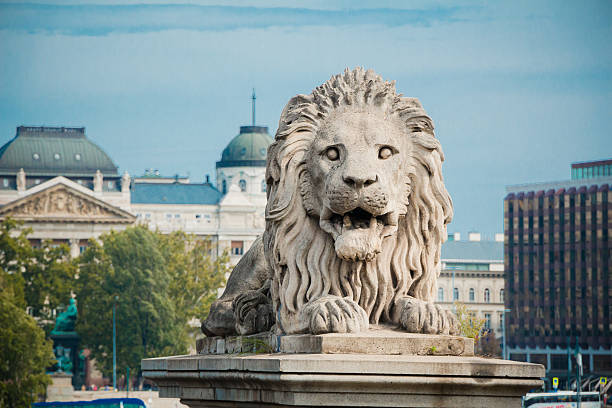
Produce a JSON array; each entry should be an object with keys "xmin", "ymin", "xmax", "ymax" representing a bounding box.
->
[{"xmin": 0, "ymin": 3, "xmax": 466, "ymax": 36}]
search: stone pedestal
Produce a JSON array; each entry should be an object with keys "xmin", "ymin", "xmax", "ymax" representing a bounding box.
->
[
  {"xmin": 143, "ymin": 333, "xmax": 544, "ymax": 408},
  {"xmin": 46, "ymin": 373, "xmax": 74, "ymax": 401}
]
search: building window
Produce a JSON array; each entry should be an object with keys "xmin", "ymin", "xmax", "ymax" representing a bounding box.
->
[
  {"xmin": 222, "ymin": 180, "xmax": 227, "ymax": 194},
  {"xmin": 499, "ymin": 289, "xmax": 504, "ymax": 303},
  {"xmin": 145, "ymin": 213, "xmax": 151, "ymax": 219},
  {"xmin": 484, "ymin": 288, "xmax": 490, "ymax": 303},
  {"xmin": 166, "ymin": 213, "xmax": 172, "ymax": 219},
  {"xmin": 2, "ymin": 178, "xmax": 8, "ymax": 188},
  {"xmin": 239, "ymin": 179, "xmax": 247, "ymax": 192},
  {"xmin": 79, "ymin": 246, "xmax": 87, "ymax": 254},
  {"xmin": 484, "ymin": 313, "xmax": 491, "ymax": 330},
  {"xmin": 231, "ymin": 240, "xmax": 244, "ymax": 255},
  {"xmin": 453, "ymin": 288, "xmax": 459, "ymax": 301},
  {"xmin": 196, "ymin": 214, "xmax": 202, "ymax": 220},
  {"xmin": 437, "ymin": 287, "xmax": 444, "ymax": 302},
  {"xmin": 174, "ymin": 214, "xmax": 180, "ymax": 219},
  {"xmin": 261, "ymin": 179, "xmax": 266, "ymax": 193},
  {"xmin": 469, "ymin": 288, "xmax": 475, "ymax": 302}
]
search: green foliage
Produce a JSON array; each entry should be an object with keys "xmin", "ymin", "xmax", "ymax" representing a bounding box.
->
[
  {"xmin": 454, "ymin": 302, "xmax": 486, "ymax": 343},
  {"xmin": 76, "ymin": 225, "xmax": 229, "ymax": 380},
  {"xmin": 0, "ymin": 218, "xmax": 78, "ymax": 333},
  {"xmin": 0, "ymin": 295, "xmax": 55, "ymax": 407},
  {"xmin": 160, "ymin": 231, "xmax": 229, "ymax": 328}
]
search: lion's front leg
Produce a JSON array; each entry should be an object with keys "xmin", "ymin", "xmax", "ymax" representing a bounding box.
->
[
  {"xmin": 299, "ymin": 295, "xmax": 369, "ymax": 335},
  {"xmin": 393, "ymin": 297, "xmax": 460, "ymax": 335}
]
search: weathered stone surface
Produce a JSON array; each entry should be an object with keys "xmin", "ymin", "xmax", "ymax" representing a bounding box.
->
[
  {"xmin": 203, "ymin": 67, "xmax": 459, "ymax": 337},
  {"xmin": 197, "ymin": 326, "xmax": 473, "ymax": 357},
  {"xmin": 142, "ymin": 353, "xmax": 545, "ymax": 407}
]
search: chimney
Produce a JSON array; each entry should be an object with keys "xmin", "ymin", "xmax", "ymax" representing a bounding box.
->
[{"xmin": 468, "ymin": 232, "xmax": 481, "ymax": 242}]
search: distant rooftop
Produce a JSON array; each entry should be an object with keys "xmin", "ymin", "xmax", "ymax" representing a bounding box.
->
[
  {"xmin": 570, "ymin": 158, "xmax": 611, "ymax": 180},
  {"xmin": 441, "ymin": 240, "xmax": 503, "ymax": 262},
  {"xmin": 507, "ymin": 159, "xmax": 612, "ymax": 193},
  {"xmin": 0, "ymin": 126, "xmax": 118, "ymax": 176},
  {"xmin": 131, "ymin": 182, "xmax": 223, "ymax": 205},
  {"xmin": 506, "ymin": 175, "xmax": 612, "ymax": 194}
]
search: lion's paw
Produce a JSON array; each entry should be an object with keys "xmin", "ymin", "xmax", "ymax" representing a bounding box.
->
[
  {"xmin": 302, "ymin": 296, "xmax": 369, "ymax": 335},
  {"xmin": 397, "ymin": 297, "xmax": 459, "ymax": 335},
  {"xmin": 232, "ymin": 288, "xmax": 274, "ymax": 335}
]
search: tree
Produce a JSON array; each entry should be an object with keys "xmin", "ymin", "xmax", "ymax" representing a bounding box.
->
[
  {"xmin": 160, "ymin": 231, "xmax": 229, "ymax": 333},
  {"xmin": 0, "ymin": 295, "xmax": 55, "ymax": 407},
  {"xmin": 454, "ymin": 302, "xmax": 486, "ymax": 344},
  {"xmin": 76, "ymin": 226, "xmax": 228, "ymax": 384},
  {"xmin": 0, "ymin": 218, "xmax": 78, "ymax": 333}
]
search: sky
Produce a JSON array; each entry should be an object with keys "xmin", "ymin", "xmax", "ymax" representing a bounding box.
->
[{"xmin": 0, "ymin": 0, "xmax": 610, "ymax": 236}]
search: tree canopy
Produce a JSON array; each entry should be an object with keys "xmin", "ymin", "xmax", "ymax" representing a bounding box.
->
[
  {"xmin": 0, "ymin": 218, "xmax": 78, "ymax": 333},
  {"xmin": 76, "ymin": 225, "xmax": 229, "ymax": 382},
  {"xmin": 0, "ymin": 219, "xmax": 56, "ymax": 407}
]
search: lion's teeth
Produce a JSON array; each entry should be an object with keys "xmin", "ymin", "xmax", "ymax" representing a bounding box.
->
[
  {"xmin": 369, "ymin": 216, "xmax": 377, "ymax": 230},
  {"xmin": 343, "ymin": 215, "xmax": 352, "ymax": 228}
]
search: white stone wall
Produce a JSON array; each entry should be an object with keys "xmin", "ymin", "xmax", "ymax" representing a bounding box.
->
[
  {"xmin": 216, "ymin": 166, "xmax": 267, "ymax": 208},
  {"xmin": 436, "ymin": 263, "xmax": 505, "ymax": 338}
]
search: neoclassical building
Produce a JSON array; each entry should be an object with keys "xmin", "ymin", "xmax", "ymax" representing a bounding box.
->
[
  {"xmin": 435, "ymin": 232, "xmax": 506, "ymax": 339},
  {"xmin": 0, "ymin": 126, "xmax": 134, "ymax": 257},
  {"xmin": 0, "ymin": 124, "xmax": 270, "ymax": 264}
]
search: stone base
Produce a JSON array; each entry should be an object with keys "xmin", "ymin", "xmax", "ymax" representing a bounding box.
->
[
  {"xmin": 142, "ymin": 353, "xmax": 544, "ymax": 407},
  {"xmin": 46, "ymin": 372, "xmax": 74, "ymax": 401},
  {"xmin": 196, "ymin": 326, "xmax": 474, "ymax": 357}
]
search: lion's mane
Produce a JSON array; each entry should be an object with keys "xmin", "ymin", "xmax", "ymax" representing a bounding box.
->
[{"xmin": 263, "ymin": 68, "xmax": 453, "ymax": 328}]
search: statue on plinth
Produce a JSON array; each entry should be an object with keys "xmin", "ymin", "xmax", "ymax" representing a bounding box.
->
[
  {"xmin": 203, "ymin": 67, "xmax": 458, "ymax": 337},
  {"xmin": 52, "ymin": 298, "xmax": 77, "ymax": 334},
  {"xmin": 49, "ymin": 298, "xmax": 84, "ymax": 389}
]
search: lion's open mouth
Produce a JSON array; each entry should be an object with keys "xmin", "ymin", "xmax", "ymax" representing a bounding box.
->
[{"xmin": 319, "ymin": 207, "xmax": 399, "ymax": 262}]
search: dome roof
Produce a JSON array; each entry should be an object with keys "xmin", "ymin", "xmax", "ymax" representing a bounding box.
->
[
  {"xmin": 216, "ymin": 126, "xmax": 273, "ymax": 168},
  {"xmin": 0, "ymin": 126, "xmax": 118, "ymax": 176}
]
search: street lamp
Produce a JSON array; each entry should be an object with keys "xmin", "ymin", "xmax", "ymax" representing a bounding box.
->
[
  {"xmin": 113, "ymin": 295, "xmax": 118, "ymax": 391},
  {"xmin": 502, "ymin": 308, "xmax": 511, "ymax": 360}
]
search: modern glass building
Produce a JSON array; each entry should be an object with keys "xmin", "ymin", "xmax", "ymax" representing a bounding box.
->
[{"xmin": 504, "ymin": 159, "xmax": 611, "ymax": 385}]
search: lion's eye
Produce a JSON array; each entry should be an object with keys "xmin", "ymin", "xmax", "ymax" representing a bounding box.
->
[
  {"xmin": 325, "ymin": 147, "xmax": 340, "ymax": 161},
  {"xmin": 378, "ymin": 147, "xmax": 393, "ymax": 160}
]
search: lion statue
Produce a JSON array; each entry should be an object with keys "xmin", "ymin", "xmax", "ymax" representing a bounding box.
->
[{"xmin": 202, "ymin": 67, "xmax": 459, "ymax": 337}]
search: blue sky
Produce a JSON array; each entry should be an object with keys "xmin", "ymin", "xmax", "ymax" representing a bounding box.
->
[{"xmin": 0, "ymin": 0, "xmax": 610, "ymax": 235}]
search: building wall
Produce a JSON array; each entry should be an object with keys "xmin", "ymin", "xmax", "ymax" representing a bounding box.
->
[
  {"xmin": 504, "ymin": 175, "xmax": 611, "ymax": 376},
  {"xmin": 436, "ymin": 259, "xmax": 505, "ymax": 338},
  {"xmin": 215, "ymin": 165, "xmax": 267, "ymax": 209}
]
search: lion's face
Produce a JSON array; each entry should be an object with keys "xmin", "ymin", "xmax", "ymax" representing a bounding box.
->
[{"xmin": 305, "ymin": 107, "xmax": 411, "ymax": 262}]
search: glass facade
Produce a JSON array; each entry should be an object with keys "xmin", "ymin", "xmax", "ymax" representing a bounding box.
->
[
  {"xmin": 504, "ymin": 182, "xmax": 611, "ymax": 350},
  {"xmin": 571, "ymin": 160, "xmax": 612, "ymax": 180}
]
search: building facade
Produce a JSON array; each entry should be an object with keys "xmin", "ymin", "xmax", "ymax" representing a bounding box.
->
[
  {"xmin": 504, "ymin": 159, "xmax": 612, "ymax": 380},
  {"xmin": 436, "ymin": 233, "xmax": 505, "ymax": 339},
  {"xmin": 0, "ymin": 124, "xmax": 271, "ymax": 264},
  {"xmin": 0, "ymin": 126, "xmax": 135, "ymax": 257}
]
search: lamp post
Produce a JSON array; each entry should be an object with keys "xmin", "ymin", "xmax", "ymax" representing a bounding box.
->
[
  {"xmin": 502, "ymin": 308, "xmax": 511, "ymax": 360},
  {"xmin": 113, "ymin": 295, "xmax": 118, "ymax": 391}
]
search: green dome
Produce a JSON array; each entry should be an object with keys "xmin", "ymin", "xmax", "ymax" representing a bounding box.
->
[
  {"xmin": 216, "ymin": 126, "xmax": 273, "ymax": 168},
  {"xmin": 0, "ymin": 126, "xmax": 118, "ymax": 176}
]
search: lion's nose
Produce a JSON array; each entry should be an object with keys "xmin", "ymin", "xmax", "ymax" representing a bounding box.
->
[{"xmin": 343, "ymin": 173, "xmax": 378, "ymax": 189}]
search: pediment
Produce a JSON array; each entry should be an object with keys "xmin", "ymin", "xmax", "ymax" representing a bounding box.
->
[{"xmin": 0, "ymin": 183, "xmax": 135, "ymax": 224}]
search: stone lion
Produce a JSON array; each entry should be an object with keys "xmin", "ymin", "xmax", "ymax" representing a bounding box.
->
[{"xmin": 202, "ymin": 67, "xmax": 459, "ymax": 337}]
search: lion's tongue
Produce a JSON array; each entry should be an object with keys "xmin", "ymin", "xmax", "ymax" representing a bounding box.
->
[{"xmin": 335, "ymin": 217, "xmax": 383, "ymax": 262}]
